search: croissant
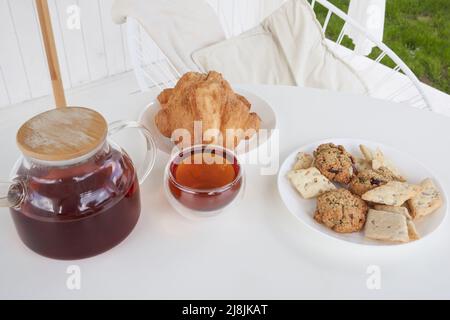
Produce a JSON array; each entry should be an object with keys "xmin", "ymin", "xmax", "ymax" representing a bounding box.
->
[{"xmin": 155, "ymin": 71, "xmax": 261, "ymax": 148}]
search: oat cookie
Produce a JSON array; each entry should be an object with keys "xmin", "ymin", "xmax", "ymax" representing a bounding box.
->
[
  {"xmin": 362, "ymin": 181, "xmax": 421, "ymax": 206},
  {"xmin": 407, "ymin": 178, "xmax": 442, "ymax": 219},
  {"xmin": 314, "ymin": 143, "xmax": 340, "ymax": 155},
  {"xmin": 349, "ymin": 169, "xmax": 393, "ymax": 196},
  {"xmin": 375, "ymin": 166, "xmax": 403, "ymax": 181},
  {"xmin": 293, "ymin": 152, "xmax": 314, "ymax": 170},
  {"xmin": 364, "ymin": 209, "xmax": 409, "ymax": 243},
  {"xmin": 372, "ymin": 147, "xmax": 405, "ymax": 181},
  {"xmin": 313, "ymin": 143, "xmax": 355, "ymax": 184},
  {"xmin": 287, "ymin": 167, "xmax": 336, "ymax": 199},
  {"xmin": 360, "ymin": 145, "xmax": 405, "ymax": 181},
  {"xmin": 314, "ymin": 189, "xmax": 368, "ymax": 233}
]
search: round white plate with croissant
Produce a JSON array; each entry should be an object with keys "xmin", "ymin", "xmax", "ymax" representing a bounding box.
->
[
  {"xmin": 139, "ymin": 72, "xmax": 277, "ymax": 155},
  {"xmin": 277, "ymin": 138, "xmax": 447, "ymax": 246}
]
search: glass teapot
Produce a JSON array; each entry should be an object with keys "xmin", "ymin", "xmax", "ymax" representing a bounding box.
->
[{"xmin": 0, "ymin": 107, "xmax": 156, "ymax": 260}]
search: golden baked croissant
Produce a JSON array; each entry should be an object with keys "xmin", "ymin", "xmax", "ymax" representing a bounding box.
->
[{"xmin": 155, "ymin": 71, "xmax": 261, "ymax": 148}]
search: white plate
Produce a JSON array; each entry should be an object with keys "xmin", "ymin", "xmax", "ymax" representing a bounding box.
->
[
  {"xmin": 277, "ymin": 138, "xmax": 448, "ymax": 246},
  {"xmin": 138, "ymin": 88, "xmax": 277, "ymax": 154}
]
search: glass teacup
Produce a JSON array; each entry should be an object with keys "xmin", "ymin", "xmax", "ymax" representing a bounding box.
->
[{"xmin": 164, "ymin": 144, "xmax": 244, "ymax": 219}]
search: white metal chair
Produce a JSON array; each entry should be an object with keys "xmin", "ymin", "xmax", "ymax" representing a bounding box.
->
[
  {"xmin": 126, "ymin": 0, "xmax": 433, "ymax": 111},
  {"xmin": 126, "ymin": 16, "xmax": 181, "ymax": 92},
  {"xmin": 308, "ymin": 0, "xmax": 432, "ymax": 110}
]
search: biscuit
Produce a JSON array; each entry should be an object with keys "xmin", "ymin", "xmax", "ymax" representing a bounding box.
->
[
  {"xmin": 375, "ymin": 166, "xmax": 402, "ymax": 181},
  {"xmin": 364, "ymin": 209, "xmax": 409, "ymax": 243},
  {"xmin": 287, "ymin": 167, "xmax": 336, "ymax": 199},
  {"xmin": 373, "ymin": 204, "xmax": 412, "ymax": 220},
  {"xmin": 349, "ymin": 169, "xmax": 393, "ymax": 196},
  {"xmin": 362, "ymin": 181, "xmax": 421, "ymax": 206},
  {"xmin": 407, "ymin": 220, "xmax": 420, "ymax": 240},
  {"xmin": 360, "ymin": 145, "xmax": 405, "ymax": 181},
  {"xmin": 359, "ymin": 144, "xmax": 374, "ymax": 161},
  {"xmin": 314, "ymin": 189, "xmax": 368, "ymax": 233},
  {"xmin": 407, "ymin": 178, "xmax": 442, "ymax": 219},
  {"xmin": 365, "ymin": 209, "xmax": 419, "ymax": 242},
  {"xmin": 293, "ymin": 152, "xmax": 314, "ymax": 170},
  {"xmin": 371, "ymin": 147, "xmax": 405, "ymax": 181},
  {"xmin": 354, "ymin": 157, "xmax": 372, "ymax": 173},
  {"xmin": 313, "ymin": 143, "xmax": 355, "ymax": 184}
]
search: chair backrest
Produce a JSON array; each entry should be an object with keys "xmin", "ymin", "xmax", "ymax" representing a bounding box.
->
[
  {"xmin": 127, "ymin": 16, "xmax": 180, "ymax": 92},
  {"xmin": 127, "ymin": 0, "xmax": 433, "ymax": 111},
  {"xmin": 309, "ymin": 0, "xmax": 433, "ymax": 111}
]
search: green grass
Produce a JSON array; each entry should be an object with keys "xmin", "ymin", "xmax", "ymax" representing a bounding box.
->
[{"xmin": 312, "ymin": 0, "xmax": 450, "ymax": 94}]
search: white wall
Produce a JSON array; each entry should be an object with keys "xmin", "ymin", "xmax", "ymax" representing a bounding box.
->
[{"xmin": 0, "ymin": 0, "xmax": 285, "ymax": 108}]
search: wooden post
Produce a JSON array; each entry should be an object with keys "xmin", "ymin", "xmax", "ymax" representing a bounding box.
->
[{"xmin": 35, "ymin": 0, "xmax": 66, "ymax": 108}]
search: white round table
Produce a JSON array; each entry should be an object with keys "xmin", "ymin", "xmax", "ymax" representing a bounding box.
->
[{"xmin": 1, "ymin": 84, "xmax": 449, "ymax": 299}]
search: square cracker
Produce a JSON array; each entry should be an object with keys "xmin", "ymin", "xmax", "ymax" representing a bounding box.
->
[
  {"xmin": 364, "ymin": 209, "xmax": 409, "ymax": 243},
  {"xmin": 407, "ymin": 220, "xmax": 420, "ymax": 241},
  {"xmin": 407, "ymin": 178, "xmax": 442, "ymax": 219},
  {"xmin": 362, "ymin": 181, "xmax": 421, "ymax": 206},
  {"xmin": 359, "ymin": 144, "xmax": 374, "ymax": 161},
  {"xmin": 287, "ymin": 167, "xmax": 336, "ymax": 199},
  {"xmin": 373, "ymin": 204, "xmax": 421, "ymax": 241},
  {"xmin": 373, "ymin": 204, "xmax": 412, "ymax": 220}
]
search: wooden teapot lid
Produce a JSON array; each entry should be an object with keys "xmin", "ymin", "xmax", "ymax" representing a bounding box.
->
[{"xmin": 17, "ymin": 107, "xmax": 107, "ymax": 161}]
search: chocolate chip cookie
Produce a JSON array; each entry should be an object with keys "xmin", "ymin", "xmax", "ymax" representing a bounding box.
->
[
  {"xmin": 349, "ymin": 168, "xmax": 394, "ymax": 196},
  {"xmin": 314, "ymin": 189, "xmax": 368, "ymax": 233},
  {"xmin": 313, "ymin": 143, "xmax": 355, "ymax": 184}
]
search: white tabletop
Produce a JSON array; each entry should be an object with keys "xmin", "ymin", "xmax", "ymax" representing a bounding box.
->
[{"xmin": 1, "ymin": 82, "xmax": 450, "ymax": 299}]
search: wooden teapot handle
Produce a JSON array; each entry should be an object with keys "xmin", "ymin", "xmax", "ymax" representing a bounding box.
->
[{"xmin": 35, "ymin": 0, "xmax": 67, "ymax": 108}]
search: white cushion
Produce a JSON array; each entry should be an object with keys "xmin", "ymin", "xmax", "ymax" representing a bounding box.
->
[
  {"xmin": 192, "ymin": 0, "xmax": 368, "ymax": 94},
  {"xmin": 112, "ymin": 0, "xmax": 226, "ymax": 73}
]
